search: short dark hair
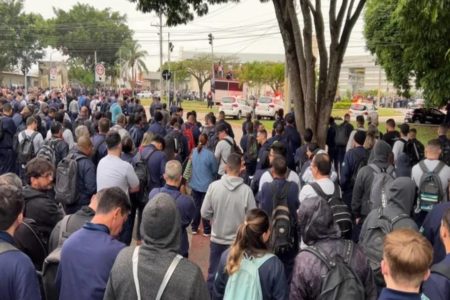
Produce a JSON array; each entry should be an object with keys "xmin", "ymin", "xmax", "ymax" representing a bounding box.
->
[
  {"xmin": 151, "ymin": 135, "xmax": 166, "ymax": 150},
  {"xmin": 51, "ymin": 121, "xmax": 62, "ymax": 135},
  {"xmin": 55, "ymin": 111, "xmax": 65, "ymax": 123},
  {"xmin": 272, "ymin": 156, "xmax": 287, "ymax": 177},
  {"xmin": 0, "ymin": 185, "xmax": 24, "ymax": 230},
  {"xmin": 275, "ymin": 123, "xmax": 284, "ymax": 135},
  {"xmin": 98, "ymin": 118, "xmax": 111, "ymax": 133},
  {"xmin": 226, "ymin": 153, "xmax": 242, "ymax": 172},
  {"xmin": 399, "ymin": 123, "xmax": 410, "ymax": 136},
  {"xmin": 26, "ymin": 157, "xmax": 55, "ymax": 180},
  {"xmin": 154, "ymin": 111, "xmax": 163, "ymax": 122},
  {"xmin": 304, "ymin": 128, "xmax": 313, "ymax": 143},
  {"xmin": 105, "ymin": 130, "xmax": 122, "ymax": 149},
  {"xmin": 386, "ymin": 118, "xmax": 396, "ymax": 128},
  {"xmin": 312, "ymin": 153, "xmax": 331, "ymax": 176},
  {"xmin": 121, "ymin": 136, "xmax": 134, "ymax": 154},
  {"xmin": 410, "ymin": 128, "xmax": 417, "ymax": 134},
  {"xmin": 356, "ymin": 115, "xmax": 365, "ymax": 125},
  {"xmin": 26, "ymin": 116, "xmax": 36, "ymax": 126},
  {"xmin": 270, "ymin": 141, "xmax": 286, "ymax": 157},
  {"xmin": 286, "ymin": 114, "xmax": 295, "ymax": 125},
  {"xmin": 96, "ymin": 187, "xmax": 131, "ymax": 215}
]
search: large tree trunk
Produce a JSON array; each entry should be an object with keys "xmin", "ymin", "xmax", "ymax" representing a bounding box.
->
[{"xmin": 272, "ymin": 0, "xmax": 365, "ymax": 147}]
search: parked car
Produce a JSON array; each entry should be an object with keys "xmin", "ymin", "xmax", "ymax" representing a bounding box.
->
[
  {"xmin": 404, "ymin": 108, "xmax": 445, "ymax": 124},
  {"xmin": 348, "ymin": 103, "xmax": 377, "ymax": 119},
  {"xmin": 136, "ymin": 91, "xmax": 153, "ymax": 99},
  {"xmin": 254, "ymin": 96, "xmax": 284, "ymax": 120},
  {"xmin": 218, "ymin": 96, "xmax": 253, "ymax": 119}
]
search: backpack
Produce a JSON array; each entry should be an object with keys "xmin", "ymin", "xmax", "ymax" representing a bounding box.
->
[
  {"xmin": 302, "ymin": 241, "xmax": 366, "ymax": 300},
  {"xmin": 42, "ymin": 215, "xmax": 72, "ymax": 300},
  {"xmin": 55, "ymin": 153, "xmax": 84, "ymax": 206},
  {"xmin": 36, "ymin": 139, "xmax": 57, "ymax": 166},
  {"xmin": 403, "ymin": 140, "xmax": 424, "ymax": 166},
  {"xmin": 206, "ymin": 130, "xmax": 219, "ymax": 151},
  {"xmin": 223, "ymin": 253, "xmax": 274, "ymax": 300},
  {"xmin": 350, "ymin": 149, "xmax": 369, "ymax": 188},
  {"xmin": 359, "ymin": 208, "xmax": 409, "ymax": 286},
  {"xmin": 439, "ymin": 138, "xmax": 450, "ymax": 166},
  {"xmin": 17, "ymin": 131, "xmax": 39, "ymax": 164},
  {"xmin": 270, "ymin": 181, "xmax": 296, "ymax": 254},
  {"xmin": 310, "ymin": 182, "xmax": 353, "ymax": 237},
  {"xmin": 417, "ymin": 161, "xmax": 446, "ymax": 212},
  {"xmin": 335, "ymin": 124, "xmax": 348, "ymax": 147},
  {"xmin": 368, "ymin": 164, "xmax": 395, "ymax": 210},
  {"xmin": 224, "ymin": 138, "xmax": 243, "ymax": 157},
  {"xmin": 182, "ymin": 125, "xmax": 195, "ymax": 153},
  {"xmin": 166, "ymin": 130, "xmax": 184, "ymax": 157},
  {"xmin": 133, "ymin": 149, "xmax": 157, "ymax": 204},
  {"xmin": 245, "ymin": 134, "xmax": 258, "ymax": 162}
]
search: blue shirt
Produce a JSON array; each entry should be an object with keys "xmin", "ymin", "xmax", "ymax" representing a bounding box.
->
[
  {"xmin": 189, "ymin": 147, "xmax": 218, "ymax": 192},
  {"xmin": 421, "ymin": 203, "xmax": 450, "ymax": 264},
  {"xmin": 148, "ymin": 185, "xmax": 196, "ymax": 257},
  {"xmin": 137, "ymin": 144, "xmax": 167, "ymax": 189},
  {"xmin": 148, "ymin": 121, "xmax": 167, "ymax": 137},
  {"xmin": 0, "ymin": 231, "xmax": 41, "ymax": 300},
  {"xmin": 110, "ymin": 102, "xmax": 122, "ymax": 124},
  {"xmin": 56, "ymin": 223, "xmax": 125, "ymax": 300},
  {"xmin": 422, "ymin": 254, "xmax": 450, "ymax": 300},
  {"xmin": 378, "ymin": 288, "xmax": 423, "ymax": 300}
]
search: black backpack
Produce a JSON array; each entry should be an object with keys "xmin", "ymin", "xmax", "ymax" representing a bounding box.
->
[
  {"xmin": 55, "ymin": 153, "xmax": 84, "ymax": 207},
  {"xmin": 335, "ymin": 124, "xmax": 348, "ymax": 147},
  {"xmin": 133, "ymin": 149, "xmax": 157, "ymax": 204},
  {"xmin": 310, "ymin": 182, "xmax": 353, "ymax": 237},
  {"xmin": 42, "ymin": 215, "xmax": 72, "ymax": 300},
  {"xmin": 350, "ymin": 149, "xmax": 369, "ymax": 188},
  {"xmin": 224, "ymin": 138, "xmax": 243, "ymax": 156},
  {"xmin": 270, "ymin": 181, "xmax": 296, "ymax": 255},
  {"xmin": 439, "ymin": 138, "xmax": 450, "ymax": 166},
  {"xmin": 417, "ymin": 161, "xmax": 446, "ymax": 212},
  {"xmin": 359, "ymin": 208, "xmax": 409, "ymax": 286},
  {"xmin": 17, "ymin": 131, "xmax": 39, "ymax": 164},
  {"xmin": 245, "ymin": 134, "xmax": 258, "ymax": 162},
  {"xmin": 302, "ymin": 241, "xmax": 366, "ymax": 300},
  {"xmin": 403, "ymin": 140, "xmax": 424, "ymax": 166}
]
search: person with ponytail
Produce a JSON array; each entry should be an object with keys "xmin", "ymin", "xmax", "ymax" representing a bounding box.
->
[
  {"xmin": 189, "ymin": 133, "xmax": 218, "ymax": 236},
  {"xmin": 214, "ymin": 209, "xmax": 288, "ymax": 300}
]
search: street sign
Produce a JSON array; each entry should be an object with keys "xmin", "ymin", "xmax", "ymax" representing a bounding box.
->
[
  {"xmin": 49, "ymin": 67, "xmax": 57, "ymax": 81},
  {"xmin": 162, "ymin": 69, "xmax": 171, "ymax": 81},
  {"xmin": 95, "ymin": 63, "xmax": 105, "ymax": 82}
]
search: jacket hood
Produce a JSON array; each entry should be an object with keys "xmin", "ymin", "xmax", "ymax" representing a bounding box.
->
[
  {"xmin": 23, "ymin": 185, "xmax": 49, "ymax": 200},
  {"xmin": 220, "ymin": 174, "xmax": 244, "ymax": 191},
  {"xmin": 386, "ymin": 177, "xmax": 416, "ymax": 215},
  {"xmin": 141, "ymin": 193, "xmax": 180, "ymax": 254},
  {"xmin": 369, "ymin": 140, "xmax": 392, "ymax": 169},
  {"xmin": 298, "ymin": 196, "xmax": 341, "ymax": 245}
]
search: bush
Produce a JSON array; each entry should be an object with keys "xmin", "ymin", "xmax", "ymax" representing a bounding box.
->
[{"xmin": 333, "ymin": 100, "xmax": 352, "ymax": 110}]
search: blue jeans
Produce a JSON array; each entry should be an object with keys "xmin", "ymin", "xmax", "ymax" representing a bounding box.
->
[
  {"xmin": 207, "ymin": 241, "xmax": 229, "ymax": 296},
  {"xmin": 191, "ymin": 190, "xmax": 211, "ymax": 234}
]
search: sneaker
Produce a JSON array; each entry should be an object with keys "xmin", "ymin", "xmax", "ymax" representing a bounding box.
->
[
  {"xmin": 202, "ymin": 233, "xmax": 210, "ymax": 237},
  {"xmin": 192, "ymin": 230, "xmax": 198, "ymax": 235}
]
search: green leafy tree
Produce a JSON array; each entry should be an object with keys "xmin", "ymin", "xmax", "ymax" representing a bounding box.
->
[
  {"xmin": 239, "ymin": 61, "xmax": 284, "ymax": 96},
  {"xmin": 48, "ymin": 4, "xmax": 133, "ymax": 74},
  {"xmin": 162, "ymin": 60, "xmax": 191, "ymax": 90},
  {"xmin": 365, "ymin": 0, "xmax": 450, "ymax": 107},
  {"xmin": 176, "ymin": 55, "xmax": 213, "ymax": 101},
  {"xmin": 130, "ymin": 0, "xmax": 365, "ymax": 145},
  {"xmin": 118, "ymin": 40, "xmax": 149, "ymax": 95},
  {"xmin": 68, "ymin": 59, "xmax": 95, "ymax": 88}
]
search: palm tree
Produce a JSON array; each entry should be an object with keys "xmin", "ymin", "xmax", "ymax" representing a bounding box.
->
[{"xmin": 118, "ymin": 40, "xmax": 149, "ymax": 95}]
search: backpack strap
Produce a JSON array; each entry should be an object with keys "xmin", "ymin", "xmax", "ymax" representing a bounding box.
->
[
  {"xmin": 132, "ymin": 246, "xmax": 142, "ymax": 300},
  {"xmin": 418, "ymin": 161, "xmax": 428, "ymax": 173},
  {"xmin": 433, "ymin": 161, "xmax": 446, "ymax": 175},
  {"xmin": 58, "ymin": 215, "xmax": 72, "ymax": 247},
  {"xmin": 0, "ymin": 241, "xmax": 18, "ymax": 255},
  {"xmin": 21, "ymin": 221, "xmax": 47, "ymax": 257},
  {"xmin": 342, "ymin": 240, "xmax": 354, "ymax": 265},
  {"xmin": 302, "ymin": 245, "xmax": 333, "ymax": 269},
  {"xmin": 309, "ymin": 182, "xmax": 330, "ymax": 201},
  {"xmin": 156, "ymin": 254, "xmax": 183, "ymax": 300},
  {"xmin": 369, "ymin": 163, "xmax": 381, "ymax": 174},
  {"xmin": 252, "ymin": 253, "xmax": 275, "ymax": 268},
  {"xmin": 430, "ymin": 262, "xmax": 450, "ymax": 280},
  {"xmin": 271, "ymin": 181, "xmax": 290, "ymax": 208}
]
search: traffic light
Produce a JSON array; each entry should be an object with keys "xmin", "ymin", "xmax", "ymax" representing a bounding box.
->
[
  {"xmin": 208, "ymin": 33, "xmax": 213, "ymax": 45},
  {"xmin": 169, "ymin": 42, "xmax": 174, "ymax": 52}
]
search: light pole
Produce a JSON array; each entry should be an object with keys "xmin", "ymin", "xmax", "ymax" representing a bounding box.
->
[
  {"xmin": 208, "ymin": 33, "xmax": 214, "ymax": 104},
  {"xmin": 168, "ymin": 34, "xmax": 174, "ymax": 106}
]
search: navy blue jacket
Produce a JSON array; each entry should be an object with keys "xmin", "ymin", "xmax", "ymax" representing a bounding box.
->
[
  {"xmin": 138, "ymin": 144, "xmax": 167, "ymax": 189},
  {"xmin": 422, "ymin": 254, "xmax": 450, "ymax": 300},
  {"xmin": 378, "ymin": 288, "xmax": 421, "ymax": 300},
  {"xmin": 148, "ymin": 185, "xmax": 196, "ymax": 257},
  {"xmin": 148, "ymin": 121, "xmax": 166, "ymax": 137},
  {"xmin": 284, "ymin": 124, "xmax": 301, "ymax": 155},
  {"xmin": 340, "ymin": 146, "xmax": 368, "ymax": 191},
  {"xmin": 256, "ymin": 141, "xmax": 271, "ymax": 170},
  {"xmin": 0, "ymin": 232, "xmax": 41, "ymax": 300},
  {"xmin": 421, "ymin": 202, "xmax": 450, "ymax": 264},
  {"xmin": 0, "ymin": 116, "xmax": 17, "ymax": 149},
  {"xmin": 91, "ymin": 133, "xmax": 107, "ymax": 166},
  {"xmin": 214, "ymin": 248, "xmax": 288, "ymax": 300}
]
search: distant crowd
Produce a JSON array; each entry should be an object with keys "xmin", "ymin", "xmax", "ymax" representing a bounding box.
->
[{"xmin": 0, "ymin": 88, "xmax": 450, "ymax": 300}]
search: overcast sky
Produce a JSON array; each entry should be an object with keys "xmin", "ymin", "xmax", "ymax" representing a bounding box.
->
[{"xmin": 23, "ymin": 0, "xmax": 367, "ymax": 71}]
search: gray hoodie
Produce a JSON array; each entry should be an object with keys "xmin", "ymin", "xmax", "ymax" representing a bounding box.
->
[
  {"xmin": 104, "ymin": 193, "xmax": 209, "ymax": 300},
  {"xmin": 201, "ymin": 175, "xmax": 256, "ymax": 245},
  {"xmin": 352, "ymin": 140, "xmax": 393, "ymax": 218}
]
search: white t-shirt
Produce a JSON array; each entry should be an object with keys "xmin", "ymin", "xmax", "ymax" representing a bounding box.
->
[
  {"xmin": 96, "ymin": 155, "xmax": 139, "ymax": 194},
  {"xmin": 392, "ymin": 137, "xmax": 408, "ymax": 163},
  {"xmin": 299, "ymin": 178, "xmax": 338, "ymax": 203},
  {"xmin": 259, "ymin": 170, "xmax": 301, "ymax": 202}
]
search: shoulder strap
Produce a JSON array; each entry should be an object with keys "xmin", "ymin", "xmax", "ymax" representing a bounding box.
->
[
  {"xmin": 132, "ymin": 246, "xmax": 141, "ymax": 300},
  {"xmin": 434, "ymin": 161, "xmax": 446, "ymax": 174},
  {"xmin": 0, "ymin": 241, "xmax": 18, "ymax": 254},
  {"xmin": 369, "ymin": 163, "xmax": 381, "ymax": 173},
  {"xmin": 343, "ymin": 240, "xmax": 354, "ymax": 265},
  {"xmin": 143, "ymin": 148, "xmax": 157, "ymax": 162},
  {"xmin": 309, "ymin": 182, "xmax": 330, "ymax": 200},
  {"xmin": 419, "ymin": 161, "xmax": 428, "ymax": 173},
  {"xmin": 302, "ymin": 245, "xmax": 333, "ymax": 269},
  {"xmin": 156, "ymin": 254, "xmax": 183, "ymax": 300},
  {"xmin": 22, "ymin": 221, "xmax": 46, "ymax": 255},
  {"xmin": 58, "ymin": 215, "xmax": 72, "ymax": 247},
  {"xmin": 254, "ymin": 253, "xmax": 275, "ymax": 268},
  {"xmin": 224, "ymin": 138, "xmax": 234, "ymax": 147},
  {"xmin": 30, "ymin": 131, "xmax": 39, "ymax": 140},
  {"xmin": 431, "ymin": 262, "xmax": 450, "ymax": 280}
]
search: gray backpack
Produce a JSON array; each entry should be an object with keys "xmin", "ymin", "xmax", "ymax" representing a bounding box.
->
[
  {"xmin": 417, "ymin": 161, "xmax": 446, "ymax": 212},
  {"xmin": 55, "ymin": 153, "xmax": 84, "ymax": 206},
  {"xmin": 36, "ymin": 139, "xmax": 57, "ymax": 166},
  {"xmin": 369, "ymin": 164, "xmax": 395, "ymax": 210},
  {"xmin": 17, "ymin": 131, "xmax": 38, "ymax": 164}
]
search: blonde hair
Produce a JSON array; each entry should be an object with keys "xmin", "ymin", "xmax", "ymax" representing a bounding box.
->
[
  {"xmin": 140, "ymin": 132, "xmax": 154, "ymax": 147},
  {"xmin": 226, "ymin": 209, "xmax": 270, "ymax": 275},
  {"xmin": 383, "ymin": 229, "xmax": 432, "ymax": 287}
]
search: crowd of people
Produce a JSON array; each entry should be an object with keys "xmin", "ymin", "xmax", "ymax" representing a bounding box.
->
[{"xmin": 0, "ymin": 87, "xmax": 450, "ymax": 300}]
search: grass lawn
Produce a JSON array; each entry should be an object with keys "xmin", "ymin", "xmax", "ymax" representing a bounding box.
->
[{"xmin": 331, "ymin": 108, "xmax": 403, "ymax": 118}]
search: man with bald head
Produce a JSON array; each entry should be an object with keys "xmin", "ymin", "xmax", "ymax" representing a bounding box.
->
[{"xmin": 64, "ymin": 135, "xmax": 97, "ymax": 214}]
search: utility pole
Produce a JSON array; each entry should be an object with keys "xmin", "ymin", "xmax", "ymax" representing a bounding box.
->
[
  {"xmin": 168, "ymin": 33, "xmax": 174, "ymax": 106},
  {"xmin": 159, "ymin": 13, "xmax": 163, "ymax": 97},
  {"xmin": 208, "ymin": 33, "xmax": 214, "ymax": 104}
]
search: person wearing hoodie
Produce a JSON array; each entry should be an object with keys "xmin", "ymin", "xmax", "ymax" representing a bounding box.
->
[
  {"xmin": 23, "ymin": 157, "xmax": 63, "ymax": 245},
  {"xmin": 201, "ymin": 153, "xmax": 256, "ymax": 294},
  {"xmin": 290, "ymin": 195, "xmax": 377, "ymax": 300},
  {"xmin": 104, "ymin": 193, "xmax": 209, "ymax": 300},
  {"xmin": 352, "ymin": 140, "xmax": 394, "ymax": 235}
]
